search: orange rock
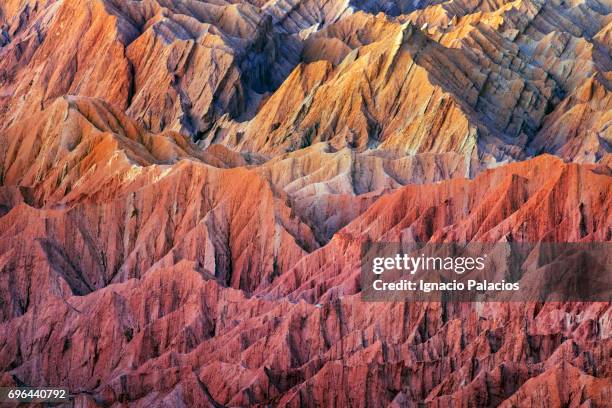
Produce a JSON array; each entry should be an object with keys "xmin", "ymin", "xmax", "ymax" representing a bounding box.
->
[{"xmin": 0, "ymin": 0, "xmax": 611, "ymax": 406}]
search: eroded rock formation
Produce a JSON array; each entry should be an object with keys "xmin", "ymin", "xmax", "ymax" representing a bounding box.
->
[{"xmin": 0, "ymin": 0, "xmax": 611, "ymax": 406}]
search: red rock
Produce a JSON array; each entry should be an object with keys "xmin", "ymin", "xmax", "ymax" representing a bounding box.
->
[{"xmin": 0, "ymin": 0, "xmax": 611, "ymax": 406}]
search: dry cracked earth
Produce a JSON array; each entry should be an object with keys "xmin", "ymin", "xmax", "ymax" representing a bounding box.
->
[{"xmin": 0, "ymin": 0, "xmax": 611, "ymax": 406}]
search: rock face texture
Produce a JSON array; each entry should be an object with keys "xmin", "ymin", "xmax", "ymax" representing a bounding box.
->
[{"xmin": 0, "ymin": 0, "xmax": 611, "ymax": 407}]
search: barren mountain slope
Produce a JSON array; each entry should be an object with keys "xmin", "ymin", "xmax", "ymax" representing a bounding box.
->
[
  {"xmin": 1, "ymin": 126, "xmax": 610, "ymax": 405},
  {"xmin": 0, "ymin": 0, "xmax": 611, "ymax": 407}
]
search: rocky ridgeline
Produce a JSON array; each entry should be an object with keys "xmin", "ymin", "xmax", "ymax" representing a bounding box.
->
[
  {"xmin": 0, "ymin": 0, "xmax": 611, "ymax": 407},
  {"xmin": 0, "ymin": 0, "xmax": 300, "ymax": 136},
  {"xmin": 0, "ymin": 95, "xmax": 610, "ymax": 407}
]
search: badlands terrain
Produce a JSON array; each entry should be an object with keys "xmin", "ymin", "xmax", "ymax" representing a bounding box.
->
[{"xmin": 0, "ymin": 0, "xmax": 611, "ymax": 406}]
